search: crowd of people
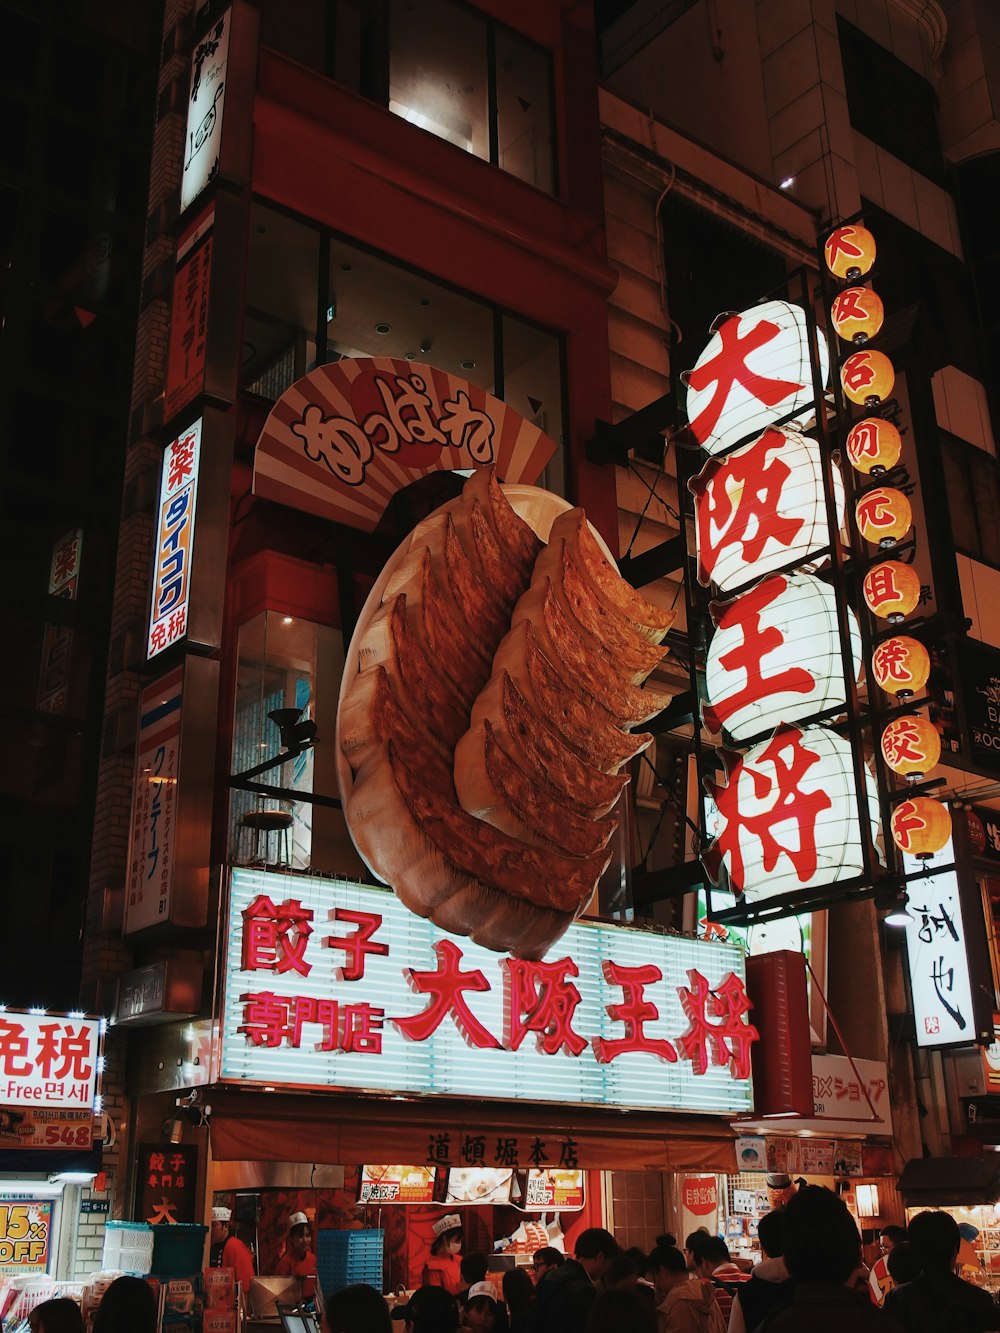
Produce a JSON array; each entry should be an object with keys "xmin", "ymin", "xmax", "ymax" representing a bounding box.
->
[{"xmin": 319, "ymin": 1188, "xmax": 1000, "ymax": 1333}]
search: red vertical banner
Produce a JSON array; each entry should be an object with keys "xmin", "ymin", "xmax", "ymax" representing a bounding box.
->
[{"xmin": 165, "ymin": 210, "xmax": 214, "ymax": 425}]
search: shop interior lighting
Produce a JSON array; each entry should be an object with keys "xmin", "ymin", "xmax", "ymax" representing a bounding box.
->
[
  {"xmin": 779, "ymin": 176, "xmax": 795, "ymax": 189},
  {"xmin": 48, "ymin": 1172, "xmax": 97, "ymax": 1185},
  {"xmin": 855, "ymin": 1183, "xmax": 880, "ymax": 1217}
]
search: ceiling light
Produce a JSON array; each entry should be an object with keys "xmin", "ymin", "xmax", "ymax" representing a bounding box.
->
[
  {"xmin": 375, "ymin": 322, "xmax": 391, "ymax": 335},
  {"xmin": 281, "ymin": 616, "xmax": 294, "ymax": 625},
  {"xmin": 405, "ymin": 352, "xmax": 416, "ymax": 360},
  {"xmin": 779, "ymin": 176, "xmax": 795, "ymax": 190},
  {"xmin": 461, "ymin": 359, "xmax": 476, "ymax": 370}
]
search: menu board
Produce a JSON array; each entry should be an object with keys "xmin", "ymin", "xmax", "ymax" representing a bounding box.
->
[
  {"xmin": 524, "ymin": 1169, "xmax": 585, "ymax": 1210},
  {"xmin": 358, "ymin": 1165, "xmax": 436, "ymax": 1204},
  {"xmin": 445, "ymin": 1168, "xmax": 514, "ymax": 1206}
]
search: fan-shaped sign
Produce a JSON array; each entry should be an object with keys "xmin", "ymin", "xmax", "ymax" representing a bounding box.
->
[{"xmin": 252, "ymin": 359, "xmax": 558, "ymax": 532}]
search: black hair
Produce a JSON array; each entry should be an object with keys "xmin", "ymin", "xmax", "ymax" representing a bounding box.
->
[
  {"xmin": 575, "ymin": 1228, "xmax": 619, "ymax": 1261},
  {"xmin": 407, "ymin": 1285, "xmax": 460, "ymax": 1333},
  {"xmin": 757, "ymin": 1208, "xmax": 785, "ymax": 1258},
  {"xmin": 685, "ymin": 1230, "xmax": 712, "ymax": 1263},
  {"xmin": 648, "ymin": 1244, "xmax": 687, "ymax": 1275},
  {"xmin": 325, "ymin": 1284, "xmax": 392, "ymax": 1333},
  {"xmin": 781, "ymin": 1185, "xmax": 860, "ymax": 1285},
  {"xmin": 886, "ymin": 1240, "xmax": 921, "ymax": 1286},
  {"xmin": 880, "ymin": 1224, "xmax": 906, "ymax": 1246},
  {"xmin": 503, "ymin": 1268, "xmax": 534, "ymax": 1316},
  {"xmin": 460, "ymin": 1253, "xmax": 489, "ymax": 1284},
  {"xmin": 91, "ymin": 1277, "xmax": 157, "ymax": 1333},
  {"xmin": 29, "ymin": 1299, "xmax": 84, "ymax": 1333},
  {"xmin": 906, "ymin": 1210, "xmax": 961, "ymax": 1274},
  {"xmin": 431, "ymin": 1226, "xmax": 463, "ymax": 1256},
  {"xmin": 603, "ymin": 1255, "xmax": 638, "ymax": 1287},
  {"xmin": 584, "ymin": 1288, "xmax": 656, "ymax": 1333},
  {"xmin": 532, "ymin": 1246, "xmax": 564, "ymax": 1268},
  {"xmin": 699, "ymin": 1236, "xmax": 731, "ymax": 1266},
  {"xmin": 654, "ymin": 1233, "xmax": 676, "ymax": 1248}
]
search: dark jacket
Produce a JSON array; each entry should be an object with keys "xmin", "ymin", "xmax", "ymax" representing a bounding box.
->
[
  {"xmin": 760, "ymin": 1282, "xmax": 904, "ymax": 1332},
  {"xmin": 734, "ymin": 1269, "xmax": 793, "ymax": 1333},
  {"xmin": 525, "ymin": 1258, "xmax": 596, "ymax": 1333},
  {"xmin": 884, "ymin": 1273, "xmax": 1000, "ymax": 1332}
]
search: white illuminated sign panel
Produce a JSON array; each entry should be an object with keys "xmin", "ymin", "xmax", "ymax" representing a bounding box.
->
[
  {"xmin": 147, "ymin": 420, "xmax": 202, "ymax": 659},
  {"xmin": 220, "ymin": 869, "xmax": 756, "ymax": 1115},
  {"xmin": 903, "ymin": 836, "xmax": 977, "ymax": 1048},
  {"xmin": 0, "ymin": 1011, "xmax": 102, "ymax": 1111},
  {"xmin": 181, "ymin": 12, "xmax": 230, "ymax": 213}
]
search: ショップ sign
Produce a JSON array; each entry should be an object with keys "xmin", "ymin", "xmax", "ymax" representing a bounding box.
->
[
  {"xmin": 137, "ymin": 1143, "xmax": 198, "ymax": 1225},
  {"xmin": 220, "ymin": 869, "xmax": 757, "ymax": 1116},
  {"xmin": 0, "ymin": 1012, "xmax": 101, "ymax": 1111},
  {"xmin": 148, "ymin": 421, "xmax": 202, "ymax": 659},
  {"xmin": 0, "ymin": 1201, "xmax": 52, "ymax": 1276},
  {"xmin": 181, "ymin": 12, "xmax": 230, "ymax": 212}
]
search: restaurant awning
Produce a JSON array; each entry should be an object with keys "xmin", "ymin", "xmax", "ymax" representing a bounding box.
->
[
  {"xmin": 207, "ymin": 1089, "xmax": 739, "ymax": 1172},
  {"xmin": 898, "ymin": 1155, "xmax": 1000, "ymax": 1207}
]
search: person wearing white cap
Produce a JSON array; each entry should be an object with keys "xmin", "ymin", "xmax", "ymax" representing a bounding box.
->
[
  {"xmin": 209, "ymin": 1204, "xmax": 256, "ymax": 1291},
  {"xmin": 422, "ymin": 1214, "xmax": 464, "ymax": 1295},
  {"xmin": 464, "ymin": 1281, "xmax": 501, "ymax": 1333},
  {"xmin": 276, "ymin": 1209, "xmax": 317, "ymax": 1300}
]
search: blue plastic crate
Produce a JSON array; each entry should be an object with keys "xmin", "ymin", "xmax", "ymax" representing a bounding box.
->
[{"xmin": 316, "ymin": 1229, "xmax": 384, "ymax": 1295}]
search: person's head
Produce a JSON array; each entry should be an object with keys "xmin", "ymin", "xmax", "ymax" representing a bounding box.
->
[
  {"xmin": 430, "ymin": 1214, "xmax": 463, "ymax": 1257},
  {"xmin": 286, "ymin": 1211, "xmax": 312, "ymax": 1260},
  {"xmin": 647, "ymin": 1244, "xmax": 688, "ymax": 1303},
  {"xmin": 91, "ymin": 1276, "xmax": 157, "ymax": 1333},
  {"xmin": 694, "ymin": 1235, "xmax": 731, "ymax": 1278},
  {"xmin": 574, "ymin": 1228, "xmax": 619, "ymax": 1281},
  {"xmin": 879, "ymin": 1224, "xmax": 906, "ymax": 1255},
  {"xmin": 210, "ymin": 1204, "xmax": 232, "ymax": 1246},
  {"xmin": 886, "ymin": 1240, "xmax": 921, "ymax": 1287},
  {"xmin": 907, "ymin": 1210, "xmax": 961, "ymax": 1275},
  {"xmin": 603, "ymin": 1255, "xmax": 638, "ymax": 1290},
  {"xmin": 29, "ymin": 1298, "xmax": 84, "ymax": 1333},
  {"xmin": 463, "ymin": 1284, "xmax": 497, "ymax": 1333},
  {"xmin": 532, "ymin": 1245, "xmax": 564, "ymax": 1280},
  {"xmin": 323, "ymin": 1284, "xmax": 392, "ymax": 1333},
  {"xmin": 584, "ymin": 1288, "xmax": 656, "ymax": 1333},
  {"xmin": 655, "ymin": 1233, "xmax": 676, "ymax": 1249},
  {"xmin": 781, "ymin": 1185, "xmax": 861, "ymax": 1285},
  {"xmin": 397, "ymin": 1285, "xmax": 459, "ymax": 1333},
  {"xmin": 503, "ymin": 1267, "xmax": 534, "ymax": 1316},
  {"xmin": 460, "ymin": 1252, "xmax": 488, "ymax": 1286},
  {"xmin": 684, "ymin": 1229, "xmax": 711, "ymax": 1271},
  {"xmin": 757, "ymin": 1208, "xmax": 785, "ymax": 1260}
]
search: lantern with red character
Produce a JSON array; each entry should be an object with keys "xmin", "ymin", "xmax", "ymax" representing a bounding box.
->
[
  {"xmin": 880, "ymin": 715, "xmax": 942, "ymax": 782},
  {"xmin": 824, "ymin": 225, "xmax": 877, "ymax": 280},
  {"xmin": 845, "ymin": 417, "xmax": 902, "ymax": 476},
  {"xmin": 831, "ymin": 287, "xmax": 884, "ymax": 343},
  {"xmin": 863, "ymin": 560, "xmax": 921, "ymax": 623},
  {"xmin": 842, "ymin": 350, "xmax": 895, "ymax": 406},
  {"xmin": 890, "ymin": 797, "xmax": 951, "ymax": 858},
  {"xmin": 855, "ymin": 486, "xmax": 912, "ymax": 547},
  {"xmin": 870, "ymin": 636, "xmax": 930, "ymax": 699}
]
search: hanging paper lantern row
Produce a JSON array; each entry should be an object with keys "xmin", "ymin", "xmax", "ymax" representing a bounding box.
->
[
  {"xmin": 703, "ymin": 572, "xmax": 862, "ymax": 742},
  {"xmin": 863, "ymin": 560, "xmax": 921, "ymax": 623},
  {"xmin": 855, "ymin": 486, "xmax": 912, "ymax": 547},
  {"xmin": 841, "ymin": 349, "xmax": 895, "ymax": 406},
  {"xmin": 690, "ymin": 427, "xmax": 845, "ymax": 591},
  {"xmin": 684, "ymin": 300, "xmax": 830, "ymax": 456},
  {"xmin": 824, "ymin": 225, "xmax": 877, "ymax": 281},
  {"xmin": 871, "ymin": 636, "xmax": 930, "ymax": 699},
  {"xmin": 831, "ymin": 287, "xmax": 885, "ymax": 344},
  {"xmin": 890, "ymin": 797, "xmax": 951, "ymax": 858},
  {"xmin": 845, "ymin": 417, "xmax": 902, "ymax": 476},
  {"xmin": 880, "ymin": 715, "xmax": 942, "ymax": 781}
]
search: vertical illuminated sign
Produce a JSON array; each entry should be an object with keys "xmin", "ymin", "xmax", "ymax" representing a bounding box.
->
[
  {"xmin": 181, "ymin": 11, "xmax": 230, "ymax": 213},
  {"xmin": 148, "ymin": 420, "xmax": 201, "ymax": 660},
  {"xmin": 125, "ymin": 668, "xmax": 183, "ymax": 933},
  {"xmin": 902, "ymin": 836, "xmax": 977, "ymax": 1048}
]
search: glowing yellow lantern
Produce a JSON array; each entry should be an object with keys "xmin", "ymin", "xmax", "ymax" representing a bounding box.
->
[
  {"xmin": 824, "ymin": 225, "xmax": 877, "ymax": 280},
  {"xmin": 871, "ymin": 636, "xmax": 930, "ymax": 699},
  {"xmin": 881, "ymin": 716, "xmax": 942, "ymax": 781},
  {"xmin": 842, "ymin": 349, "xmax": 895, "ymax": 406},
  {"xmin": 831, "ymin": 287, "xmax": 885, "ymax": 343},
  {"xmin": 855, "ymin": 486, "xmax": 912, "ymax": 547},
  {"xmin": 890, "ymin": 797, "xmax": 952, "ymax": 858},
  {"xmin": 863, "ymin": 560, "xmax": 921, "ymax": 623},
  {"xmin": 845, "ymin": 417, "xmax": 902, "ymax": 476}
]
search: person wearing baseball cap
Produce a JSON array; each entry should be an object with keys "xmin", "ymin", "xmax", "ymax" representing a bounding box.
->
[
  {"xmin": 209, "ymin": 1205, "xmax": 256, "ymax": 1291},
  {"xmin": 421, "ymin": 1214, "xmax": 464, "ymax": 1295},
  {"xmin": 276, "ymin": 1210, "xmax": 317, "ymax": 1300}
]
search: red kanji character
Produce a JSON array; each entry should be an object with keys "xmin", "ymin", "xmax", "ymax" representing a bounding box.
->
[
  {"xmin": 699, "ymin": 917, "xmax": 729, "ymax": 942},
  {"xmin": 503, "ymin": 958, "xmax": 587, "ymax": 1056},
  {"xmin": 241, "ymin": 895, "xmax": 314, "ymax": 975},
  {"xmin": 149, "ymin": 623, "xmax": 168, "ymax": 653},
  {"xmin": 342, "ymin": 1004, "xmax": 384, "ymax": 1054},
  {"xmin": 882, "ymin": 717, "xmax": 927, "ymax": 767},
  {"xmin": 324, "ymin": 908, "xmax": 389, "ymax": 981},
  {"xmin": 52, "ymin": 538, "xmax": 79, "ymax": 585},
  {"xmin": 863, "ymin": 563, "xmax": 904, "ymax": 612},
  {"xmin": 33, "ymin": 1023, "xmax": 62, "ymax": 1079},
  {"xmin": 826, "ymin": 228, "xmax": 865, "ymax": 267},
  {"xmin": 0, "ymin": 1020, "xmax": 32, "ymax": 1077},
  {"xmin": 856, "ymin": 491, "xmax": 896, "ymax": 533},
  {"xmin": 39, "ymin": 1024, "xmax": 94, "ymax": 1082},
  {"xmin": 392, "ymin": 940, "xmax": 500, "ymax": 1049},
  {"xmin": 847, "ymin": 420, "xmax": 880, "ymax": 462},
  {"xmin": 687, "ymin": 316, "xmax": 804, "ymax": 447},
  {"xmin": 702, "ymin": 576, "xmax": 815, "ymax": 735},
  {"xmin": 289, "ymin": 995, "xmax": 339, "ymax": 1050},
  {"xmin": 704, "ymin": 725, "xmax": 833, "ymax": 894},
  {"xmin": 690, "ymin": 430, "xmax": 805, "ymax": 586},
  {"xmin": 166, "ymin": 608, "xmax": 186, "ymax": 642},
  {"xmin": 148, "ymin": 1151, "xmax": 166, "ymax": 1172},
  {"xmin": 677, "ymin": 969, "xmax": 759, "ymax": 1079},
  {"xmin": 843, "ymin": 354, "xmax": 877, "ymax": 395},
  {"xmin": 831, "ymin": 289, "xmax": 870, "ymax": 325},
  {"xmin": 872, "ymin": 638, "xmax": 911, "ymax": 683},
  {"xmin": 237, "ymin": 991, "xmax": 292, "ymax": 1047},
  {"xmin": 593, "ymin": 962, "xmax": 677, "ymax": 1064},
  {"xmin": 167, "ymin": 433, "xmax": 197, "ymax": 490}
]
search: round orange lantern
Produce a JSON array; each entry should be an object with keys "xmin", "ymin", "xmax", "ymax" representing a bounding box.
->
[
  {"xmin": 831, "ymin": 287, "xmax": 885, "ymax": 343},
  {"xmin": 871, "ymin": 635, "xmax": 930, "ymax": 698},
  {"xmin": 855, "ymin": 486, "xmax": 912, "ymax": 547},
  {"xmin": 842, "ymin": 349, "xmax": 895, "ymax": 405},
  {"xmin": 863, "ymin": 560, "xmax": 921, "ymax": 623},
  {"xmin": 824, "ymin": 224, "xmax": 877, "ymax": 280},
  {"xmin": 881, "ymin": 715, "xmax": 942, "ymax": 782},
  {"xmin": 890, "ymin": 797, "xmax": 951, "ymax": 858},
  {"xmin": 845, "ymin": 417, "xmax": 902, "ymax": 476}
]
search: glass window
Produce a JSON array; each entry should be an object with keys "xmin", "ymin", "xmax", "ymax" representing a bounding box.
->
[
  {"xmin": 243, "ymin": 203, "xmax": 320, "ymax": 398},
  {"xmin": 230, "ymin": 610, "xmax": 364, "ymax": 876},
  {"xmin": 942, "ymin": 432, "xmax": 1000, "ymax": 569},
  {"xmin": 388, "ymin": 0, "xmax": 489, "ymax": 159},
  {"xmin": 502, "ymin": 313, "xmax": 563, "ymax": 492},
  {"xmin": 495, "ymin": 24, "xmax": 554, "ymax": 193}
]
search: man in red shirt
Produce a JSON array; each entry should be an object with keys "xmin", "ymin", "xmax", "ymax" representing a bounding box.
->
[
  {"xmin": 210, "ymin": 1205, "xmax": 256, "ymax": 1292},
  {"xmin": 276, "ymin": 1210, "xmax": 317, "ymax": 1300},
  {"xmin": 693, "ymin": 1236, "xmax": 751, "ymax": 1327}
]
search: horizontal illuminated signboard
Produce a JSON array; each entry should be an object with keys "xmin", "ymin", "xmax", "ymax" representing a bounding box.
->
[
  {"xmin": 0, "ymin": 1011, "xmax": 102, "ymax": 1111},
  {"xmin": 358, "ymin": 1165, "xmax": 436, "ymax": 1204},
  {"xmin": 220, "ymin": 869, "xmax": 756, "ymax": 1115}
]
